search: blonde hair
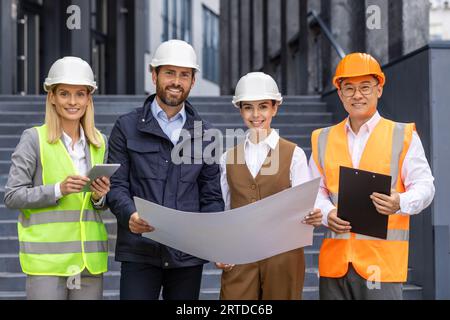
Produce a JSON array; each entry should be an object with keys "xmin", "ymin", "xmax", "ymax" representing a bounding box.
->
[{"xmin": 44, "ymin": 85, "xmax": 102, "ymax": 148}]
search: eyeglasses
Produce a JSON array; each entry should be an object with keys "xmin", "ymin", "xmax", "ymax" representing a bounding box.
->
[{"xmin": 340, "ymin": 83, "xmax": 379, "ymax": 98}]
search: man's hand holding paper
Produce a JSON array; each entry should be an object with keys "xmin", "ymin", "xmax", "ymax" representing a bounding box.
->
[{"xmin": 129, "ymin": 212, "xmax": 155, "ymax": 234}]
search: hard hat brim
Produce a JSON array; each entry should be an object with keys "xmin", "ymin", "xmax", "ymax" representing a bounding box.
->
[
  {"xmin": 232, "ymin": 95, "xmax": 283, "ymax": 108},
  {"xmin": 333, "ymin": 72, "xmax": 386, "ymax": 89},
  {"xmin": 150, "ymin": 61, "xmax": 201, "ymax": 72},
  {"xmin": 44, "ymin": 79, "xmax": 97, "ymax": 93}
]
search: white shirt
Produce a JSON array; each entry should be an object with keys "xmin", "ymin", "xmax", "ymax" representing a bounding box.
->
[
  {"xmin": 309, "ymin": 111, "xmax": 435, "ymax": 226},
  {"xmin": 220, "ymin": 130, "xmax": 311, "ymax": 210},
  {"xmin": 54, "ymin": 127, "xmax": 104, "ymax": 205}
]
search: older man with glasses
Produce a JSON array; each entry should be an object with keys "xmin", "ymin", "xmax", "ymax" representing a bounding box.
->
[{"xmin": 309, "ymin": 53, "xmax": 435, "ymax": 300}]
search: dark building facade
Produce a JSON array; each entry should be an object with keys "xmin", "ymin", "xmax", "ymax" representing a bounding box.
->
[
  {"xmin": 0, "ymin": 0, "xmax": 148, "ymax": 95},
  {"xmin": 219, "ymin": 0, "xmax": 430, "ymax": 95}
]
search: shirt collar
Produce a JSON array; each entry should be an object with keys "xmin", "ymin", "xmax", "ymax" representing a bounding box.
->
[
  {"xmin": 151, "ymin": 98, "xmax": 186, "ymax": 123},
  {"xmin": 245, "ymin": 129, "xmax": 280, "ymax": 150},
  {"xmin": 345, "ymin": 111, "xmax": 381, "ymax": 135},
  {"xmin": 62, "ymin": 125, "xmax": 86, "ymax": 149}
]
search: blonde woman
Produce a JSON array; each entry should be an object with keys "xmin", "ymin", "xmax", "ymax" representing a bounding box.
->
[{"xmin": 4, "ymin": 57, "xmax": 110, "ymax": 300}]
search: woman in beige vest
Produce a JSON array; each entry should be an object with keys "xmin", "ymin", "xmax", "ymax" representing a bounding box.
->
[{"xmin": 217, "ymin": 72, "xmax": 322, "ymax": 300}]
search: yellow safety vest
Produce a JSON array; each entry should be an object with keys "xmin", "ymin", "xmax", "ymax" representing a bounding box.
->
[
  {"xmin": 311, "ymin": 117, "xmax": 415, "ymax": 282},
  {"xmin": 18, "ymin": 125, "xmax": 108, "ymax": 276}
]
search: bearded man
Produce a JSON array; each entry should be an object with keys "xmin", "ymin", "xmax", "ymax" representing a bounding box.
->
[{"xmin": 107, "ymin": 40, "xmax": 224, "ymax": 300}]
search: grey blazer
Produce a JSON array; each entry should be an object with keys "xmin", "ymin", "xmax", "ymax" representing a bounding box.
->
[{"xmin": 4, "ymin": 127, "xmax": 108, "ymax": 210}]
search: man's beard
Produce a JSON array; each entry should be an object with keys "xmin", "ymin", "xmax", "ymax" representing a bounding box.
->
[{"xmin": 156, "ymin": 81, "xmax": 191, "ymax": 107}]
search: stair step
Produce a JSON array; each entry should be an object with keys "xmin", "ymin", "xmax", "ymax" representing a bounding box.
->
[
  {"xmin": 0, "ymin": 149, "xmax": 14, "ymax": 161},
  {"xmin": 0, "ymin": 108, "xmax": 326, "ymax": 117},
  {"xmin": 0, "ymin": 237, "xmax": 19, "ymax": 254},
  {"xmin": 0, "ymin": 175, "xmax": 7, "ymax": 187},
  {"xmin": 305, "ymin": 249, "xmax": 319, "ymax": 268},
  {"xmin": 0, "ymin": 101, "xmax": 327, "ymax": 113},
  {"xmin": 200, "ymin": 269, "xmax": 222, "ymax": 289},
  {"xmin": 0, "ymin": 136, "xmax": 23, "ymax": 149},
  {"xmin": 0, "ymin": 111, "xmax": 332, "ymax": 127},
  {"xmin": 0, "ymin": 124, "xmax": 115, "ymax": 136},
  {"xmin": 0, "ymin": 95, "xmax": 323, "ymax": 103},
  {"xmin": 0, "ymin": 221, "xmax": 17, "ymax": 237},
  {"xmin": 0, "ymin": 206, "xmax": 18, "ymax": 221},
  {"xmin": 0, "ymin": 161, "xmax": 12, "ymax": 175},
  {"xmin": 402, "ymin": 284, "xmax": 423, "ymax": 300},
  {"xmin": 0, "ymin": 122, "xmax": 330, "ymax": 137}
]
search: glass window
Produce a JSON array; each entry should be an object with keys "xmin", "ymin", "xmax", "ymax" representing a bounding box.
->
[
  {"xmin": 161, "ymin": 0, "xmax": 192, "ymax": 43},
  {"xmin": 202, "ymin": 6, "xmax": 220, "ymax": 83}
]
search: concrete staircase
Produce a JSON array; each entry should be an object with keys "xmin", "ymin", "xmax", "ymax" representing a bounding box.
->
[{"xmin": 0, "ymin": 95, "xmax": 422, "ymax": 300}]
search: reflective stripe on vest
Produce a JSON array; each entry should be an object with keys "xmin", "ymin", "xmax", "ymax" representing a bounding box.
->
[
  {"xmin": 325, "ymin": 229, "xmax": 409, "ymax": 241},
  {"xmin": 391, "ymin": 123, "xmax": 408, "ymax": 187},
  {"xmin": 19, "ymin": 210, "xmax": 103, "ymax": 228},
  {"xmin": 20, "ymin": 241, "xmax": 108, "ymax": 254},
  {"xmin": 318, "ymin": 127, "xmax": 331, "ymax": 171}
]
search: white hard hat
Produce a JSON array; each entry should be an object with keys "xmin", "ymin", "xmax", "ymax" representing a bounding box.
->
[
  {"xmin": 232, "ymin": 72, "xmax": 283, "ymax": 108},
  {"xmin": 150, "ymin": 40, "xmax": 200, "ymax": 71},
  {"xmin": 44, "ymin": 56, "xmax": 97, "ymax": 93}
]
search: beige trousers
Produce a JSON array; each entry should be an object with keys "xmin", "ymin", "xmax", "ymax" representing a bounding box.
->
[{"xmin": 220, "ymin": 248, "xmax": 305, "ymax": 300}]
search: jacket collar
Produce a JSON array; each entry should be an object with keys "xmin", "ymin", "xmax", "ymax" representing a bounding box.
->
[{"xmin": 137, "ymin": 94, "xmax": 205, "ymax": 140}]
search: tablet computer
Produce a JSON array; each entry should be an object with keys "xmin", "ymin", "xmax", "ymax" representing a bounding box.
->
[{"xmin": 82, "ymin": 164, "xmax": 121, "ymax": 192}]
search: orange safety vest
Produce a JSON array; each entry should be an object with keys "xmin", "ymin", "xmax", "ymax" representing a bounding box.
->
[{"xmin": 311, "ymin": 117, "xmax": 415, "ymax": 282}]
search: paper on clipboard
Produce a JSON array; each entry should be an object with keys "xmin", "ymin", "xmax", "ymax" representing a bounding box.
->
[{"xmin": 134, "ymin": 178, "xmax": 320, "ymax": 264}]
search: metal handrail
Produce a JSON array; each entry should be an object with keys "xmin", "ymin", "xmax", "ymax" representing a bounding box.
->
[{"xmin": 307, "ymin": 10, "xmax": 346, "ymax": 59}]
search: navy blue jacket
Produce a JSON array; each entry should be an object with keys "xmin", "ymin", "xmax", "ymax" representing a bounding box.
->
[{"xmin": 107, "ymin": 95, "xmax": 224, "ymax": 268}]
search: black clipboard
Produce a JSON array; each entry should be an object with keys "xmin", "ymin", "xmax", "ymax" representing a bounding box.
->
[{"xmin": 337, "ymin": 166, "xmax": 391, "ymax": 239}]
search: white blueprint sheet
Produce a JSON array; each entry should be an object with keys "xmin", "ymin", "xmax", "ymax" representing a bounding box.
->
[{"xmin": 135, "ymin": 178, "xmax": 320, "ymax": 264}]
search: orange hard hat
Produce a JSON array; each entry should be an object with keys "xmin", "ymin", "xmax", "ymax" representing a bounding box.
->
[{"xmin": 333, "ymin": 53, "xmax": 385, "ymax": 89}]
